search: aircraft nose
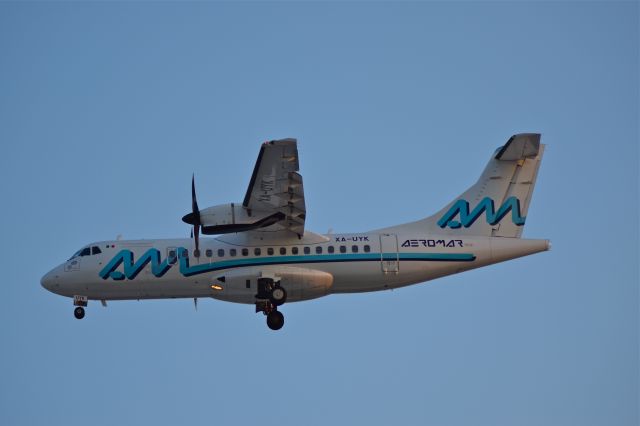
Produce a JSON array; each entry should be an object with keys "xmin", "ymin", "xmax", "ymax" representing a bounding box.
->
[{"xmin": 41, "ymin": 269, "xmax": 59, "ymax": 292}]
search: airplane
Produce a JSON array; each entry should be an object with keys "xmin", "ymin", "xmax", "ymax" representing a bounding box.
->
[{"xmin": 41, "ymin": 134, "xmax": 550, "ymax": 330}]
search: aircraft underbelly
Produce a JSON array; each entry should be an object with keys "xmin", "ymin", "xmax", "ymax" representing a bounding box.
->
[{"xmin": 82, "ymin": 260, "xmax": 472, "ymax": 301}]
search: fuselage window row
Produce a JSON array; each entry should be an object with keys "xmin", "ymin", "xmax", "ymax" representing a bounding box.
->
[{"xmin": 195, "ymin": 244, "xmax": 371, "ymax": 259}]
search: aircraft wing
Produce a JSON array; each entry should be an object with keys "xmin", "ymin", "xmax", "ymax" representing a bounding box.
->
[{"xmin": 242, "ymin": 139, "xmax": 306, "ymax": 237}]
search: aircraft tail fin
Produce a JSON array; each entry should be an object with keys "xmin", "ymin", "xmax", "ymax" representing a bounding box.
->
[{"xmin": 377, "ymin": 133, "xmax": 545, "ymax": 238}]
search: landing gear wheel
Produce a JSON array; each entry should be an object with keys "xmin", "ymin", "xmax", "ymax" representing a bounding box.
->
[
  {"xmin": 74, "ymin": 306, "xmax": 85, "ymax": 320},
  {"xmin": 266, "ymin": 310, "xmax": 285, "ymax": 330},
  {"xmin": 269, "ymin": 286, "xmax": 287, "ymax": 306}
]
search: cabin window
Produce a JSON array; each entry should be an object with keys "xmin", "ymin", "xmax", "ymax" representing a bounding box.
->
[
  {"xmin": 180, "ymin": 250, "xmax": 188, "ymax": 259},
  {"xmin": 352, "ymin": 245, "xmax": 359, "ymax": 253},
  {"xmin": 279, "ymin": 247, "xmax": 286, "ymax": 255},
  {"xmin": 79, "ymin": 247, "xmax": 91, "ymax": 257},
  {"xmin": 364, "ymin": 245, "xmax": 371, "ymax": 253},
  {"xmin": 230, "ymin": 249, "xmax": 237, "ymax": 257},
  {"xmin": 205, "ymin": 249, "xmax": 213, "ymax": 257},
  {"xmin": 328, "ymin": 246, "xmax": 335, "ymax": 254},
  {"xmin": 242, "ymin": 248, "xmax": 249, "ymax": 256},
  {"xmin": 246, "ymin": 279, "xmax": 251, "ymax": 289},
  {"xmin": 292, "ymin": 247, "xmax": 299, "ymax": 255},
  {"xmin": 254, "ymin": 248, "xmax": 261, "ymax": 256},
  {"xmin": 218, "ymin": 249, "xmax": 225, "ymax": 257},
  {"xmin": 316, "ymin": 246, "xmax": 322, "ymax": 254},
  {"xmin": 267, "ymin": 247, "xmax": 274, "ymax": 256},
  {"xmin": 339, "ymin": 245, "xmax": 346, "ymax": 253},
  {"xmin": 91, "ymin": 246, "xmax": 102, "ymax": 255},
  {"xmin": 304, "ymin": 246, "xmax": 310, "ymax": 255}
]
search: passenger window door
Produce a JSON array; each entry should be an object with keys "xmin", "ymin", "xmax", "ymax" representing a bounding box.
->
[{"xmin": 166, "ymin": 247, "xmax": 177, "ymax": 265}]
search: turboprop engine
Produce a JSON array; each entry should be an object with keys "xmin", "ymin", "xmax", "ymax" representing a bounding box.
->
[
  {"xmin": 181, "ymin": 174, "xmax": 287, "ymax": 238},
  {"xmin": 185, "ymin": 202, "xmax": 285, "ymax": 235}
]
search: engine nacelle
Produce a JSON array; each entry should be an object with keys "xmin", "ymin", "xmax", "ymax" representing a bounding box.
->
[
  {"xmin": 215, "ymin": 266, "xmax": 333, "ymax": 303},
  {"xmin": 194, "ymin": 203, "xmax": 283, "ymax": 234}
]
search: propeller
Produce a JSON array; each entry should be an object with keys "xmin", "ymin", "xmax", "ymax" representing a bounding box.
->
[{"xmin": 182, "ymin": 174, "xmax": 201, "ymax": 257}]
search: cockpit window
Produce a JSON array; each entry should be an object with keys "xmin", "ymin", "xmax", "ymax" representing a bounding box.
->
[{"xmin": 69, "ymin": 245, "xmax": 101, "ymax": 260}]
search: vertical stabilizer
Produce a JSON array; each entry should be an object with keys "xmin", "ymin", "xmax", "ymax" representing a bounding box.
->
[{"xmin": 375, "ymin": 133, "xmax": 545, "ymax": 238}]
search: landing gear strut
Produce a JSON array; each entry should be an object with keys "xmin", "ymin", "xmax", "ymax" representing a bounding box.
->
[{"xmin": 256, "ymin": 278, "xmax": 287, "ymax": 330}]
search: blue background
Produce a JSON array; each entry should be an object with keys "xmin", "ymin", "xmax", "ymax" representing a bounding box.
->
[{"xmin": 1, "ymin": 2, "xmax": 637, "ymax": 425}]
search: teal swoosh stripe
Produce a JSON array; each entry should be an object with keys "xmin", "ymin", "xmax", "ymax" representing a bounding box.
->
[
  {"xmin": 399, "ymin": 253, "xmax": 476, "ymax": 261},
  {"xmin": 179, "ymin": 252, "xmax": 476, "ymax": 277}
]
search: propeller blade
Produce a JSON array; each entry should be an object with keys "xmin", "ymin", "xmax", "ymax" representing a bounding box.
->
[
  {"xmin": 191, "ymin": 174, "xmax": 200, "ymax": 216},
  {"xmin": 190, "ymin": 174, "xmax": 201, "ymax": 257},
  {"xmin": 194, "ymin": 224, "xmax": 200, "ymax": 258}
]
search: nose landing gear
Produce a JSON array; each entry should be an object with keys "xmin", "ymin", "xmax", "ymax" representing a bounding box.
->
[
  {"xmin": 74, "ymin": 306, "xmax": 85, "ymax": 319},
  {"xmin": 256, "ymin": 278, "xmax": 287, "ymax": 330},
  {"xmin": 73, "ymin": 295, "xmax": 88, "ymax": 320}
]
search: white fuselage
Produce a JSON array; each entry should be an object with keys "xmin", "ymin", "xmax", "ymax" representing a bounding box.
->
[
  {"xmin": 41, "ymin": 232, "xmax": 550, "ymax": 304},
  {"xmin": 41, "ymin": 134, "xmax": 549, "ymax": 331}
]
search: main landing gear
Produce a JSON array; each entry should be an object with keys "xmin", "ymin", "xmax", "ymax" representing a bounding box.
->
[
  {"xmin": 73, "ymin": 295, "xmax": 88, "ymax": 320},
  {"xmin": 266, "ymin": 310, "xmax": 284, "ymax": 330},
  {"xmin": 256, "ymin": 278, "xmax": 287, "ymax": 330}
]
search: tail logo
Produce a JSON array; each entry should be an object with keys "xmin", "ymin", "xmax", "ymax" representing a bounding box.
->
[{"xmin": 437, "ymin": 196, "xmax": 526, "ymax": 229}]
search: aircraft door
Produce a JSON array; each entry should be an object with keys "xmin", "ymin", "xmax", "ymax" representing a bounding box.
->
[
  {"xmin": 379, "ymin": 234, "xmax": 399, "ymax": 273},
  {"xmin": 166, "ymin": 247, "xmax": 178, "ymax": 265}
]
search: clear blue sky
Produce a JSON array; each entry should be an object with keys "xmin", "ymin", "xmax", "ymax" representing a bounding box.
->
[{"xmin": 1, "ymin": 2, "xmax": 637, "ymax": 425}]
